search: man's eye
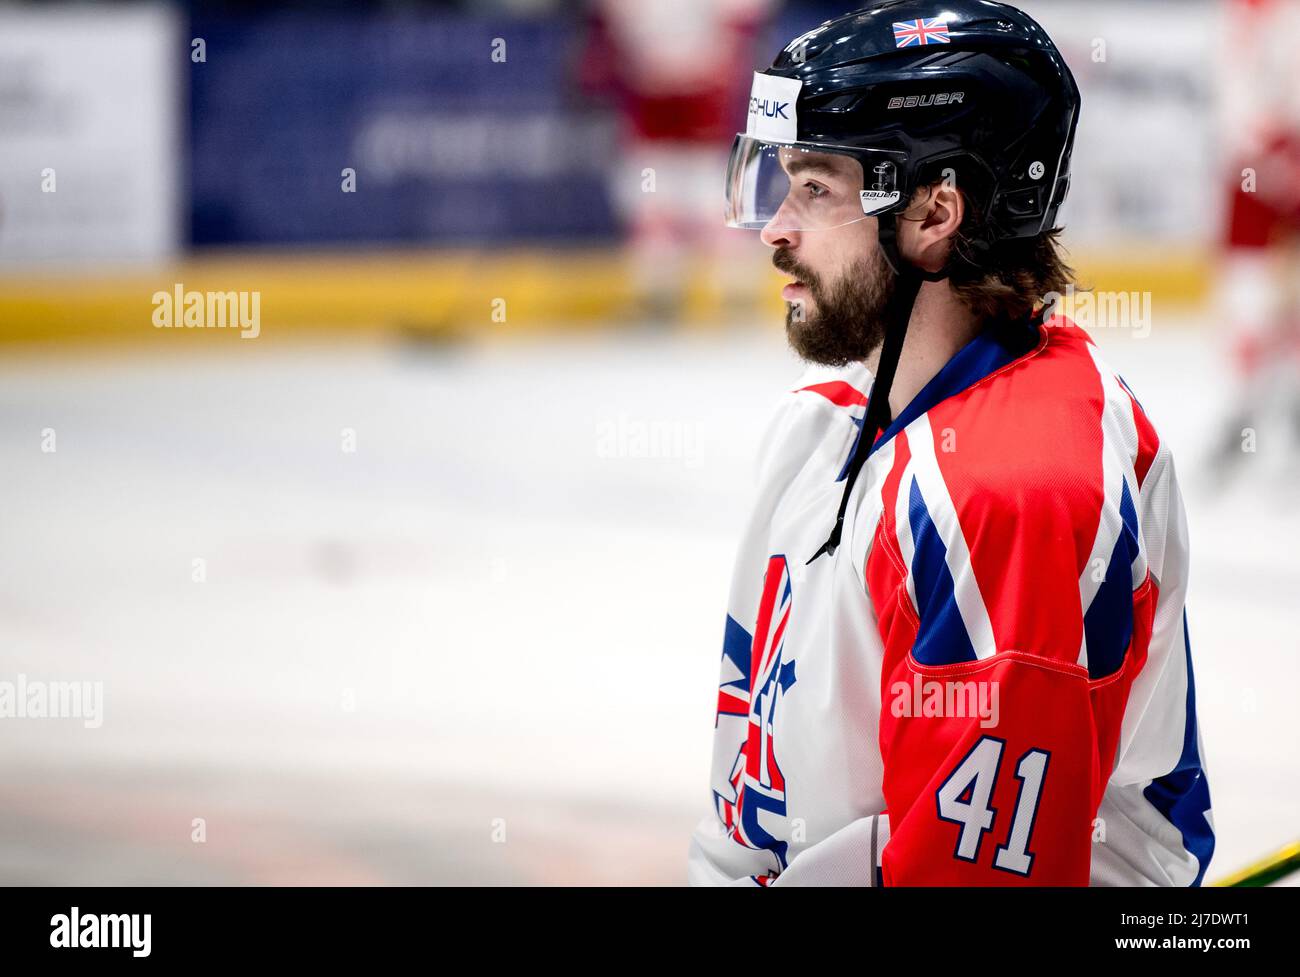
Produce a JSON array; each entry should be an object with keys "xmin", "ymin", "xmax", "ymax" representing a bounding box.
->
[{"xmin": 804, "ymin": 182, "xmax": 829, "ymax": 199}]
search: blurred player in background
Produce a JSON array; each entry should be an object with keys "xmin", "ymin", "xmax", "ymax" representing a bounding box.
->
[
  {"xmin": 1211, "ymin": 0, "xmax": 1300, "ymax": 485},
  {"xmin": 577, "ymin": 0, "xmax": 775, "ymax": 322}
]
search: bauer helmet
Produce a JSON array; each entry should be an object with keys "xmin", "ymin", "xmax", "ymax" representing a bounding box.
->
[{"xmin": 725, "ymin": 0, "xmax": 1080, "ymax": 269}]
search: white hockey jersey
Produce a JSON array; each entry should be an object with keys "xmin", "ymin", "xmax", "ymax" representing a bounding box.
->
[{"xmin": 688, "ymin": 314, "xmax": 1215, "ymax": 886}]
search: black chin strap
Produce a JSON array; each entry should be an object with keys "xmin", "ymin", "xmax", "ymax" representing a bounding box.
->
[{"xmin": 806, "ymin": 214, "xmax": 946, "ymax": 565}]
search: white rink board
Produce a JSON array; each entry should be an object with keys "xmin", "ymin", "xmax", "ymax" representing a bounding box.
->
[{"xmin": 0, "ymin": 4, "xmax": 180, "ymax": 268}]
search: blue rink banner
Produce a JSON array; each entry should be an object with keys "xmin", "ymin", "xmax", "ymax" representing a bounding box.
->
[
  {"xmin": 188, "ymin": 12, "xmax": 620, "ymax": 246},
  {"xmin": 186, "ymin": 3, "xmax": 1215, "ymax": 250}
]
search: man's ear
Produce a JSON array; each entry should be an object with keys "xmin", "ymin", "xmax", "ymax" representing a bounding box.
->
[{"xmin": 899, "ymin": 182, "xmax": 965, "ymax": 274}]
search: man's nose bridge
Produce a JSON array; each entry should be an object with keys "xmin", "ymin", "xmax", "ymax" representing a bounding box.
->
[
  {"xmin": 773, "ymin": 186, "xmax": 802, "ymax": 228},
  {"xmin": 761, "ymin": 189, "xmax": 802, "ymax": 246}
]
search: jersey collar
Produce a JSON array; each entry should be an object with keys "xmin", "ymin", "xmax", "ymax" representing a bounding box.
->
[{"xmin": 868, "ymin": 313, "xmax": 1044, "ymax": 457}]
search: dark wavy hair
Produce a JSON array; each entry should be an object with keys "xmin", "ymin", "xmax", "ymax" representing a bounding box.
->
[
  {"xmin": 947, "ymin": 226, "xmax": 1077, "ymax": 322},
  {"xmin": 904, "ymin": 176, "xmax": 1078, "ymax": 322}
]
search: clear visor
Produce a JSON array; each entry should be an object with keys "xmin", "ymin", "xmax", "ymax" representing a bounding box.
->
[{"xmin": 724, "ymin": 134, "xmax": 907, "ymax": 231}]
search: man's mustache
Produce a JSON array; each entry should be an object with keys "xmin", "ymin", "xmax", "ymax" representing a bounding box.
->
[{"xmin": 772, "ymin": 248, "xmax": 822, "ymax": 293}]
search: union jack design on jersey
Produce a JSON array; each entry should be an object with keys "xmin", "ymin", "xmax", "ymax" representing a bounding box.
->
[
  {"xmin": 714, "ymin": 554, "xmax": 798, "ymax": 874},
  {"xmin": 794, "ymin": 381, "xmax": 869, "ymax": 481},
  {"xmin": 893, "ymin": 18, "xmax": 951, "ymax": 47}
]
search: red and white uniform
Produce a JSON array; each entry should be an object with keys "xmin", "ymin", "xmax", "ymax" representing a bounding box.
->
[
  {"xmin": 689, "ymin": 316, "xmax": 1214, "ymax": 886},
  {"xmin": 1218, "ymin": 0, "xmax": 1300, "ymax": 375}
]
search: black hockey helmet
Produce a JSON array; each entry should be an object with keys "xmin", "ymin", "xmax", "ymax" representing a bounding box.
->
[{"xmin": 725, "ymin": 0, "xmax": 1080, "ymax": 256}]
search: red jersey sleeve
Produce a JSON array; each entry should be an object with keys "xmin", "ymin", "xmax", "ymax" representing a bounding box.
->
[{"xmin": 864, "ymin": 331, "xmax": 1159, "ymax": 884}]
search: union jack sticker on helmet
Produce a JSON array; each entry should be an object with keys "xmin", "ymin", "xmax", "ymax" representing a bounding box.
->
[{"xmin": 892, "ymin": 17, "xmax": 950, "ymax": 47}]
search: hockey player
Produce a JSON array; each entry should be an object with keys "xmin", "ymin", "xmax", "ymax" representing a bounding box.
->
[
  {"xmin": 690, "ymin": 0, "xmax": 1214, "ymax": 886},
  {"xmin": 576, "ymin": 0, "xmax": 774, "ymax": 322},
  {"xmin": 1208, "ymin": 0, "xmax": 1300, "ymax": 484}
]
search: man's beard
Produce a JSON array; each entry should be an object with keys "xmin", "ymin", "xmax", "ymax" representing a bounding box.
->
[{"xmin": 773, "ymin": 246, "xmax": 897, "ymax": 367}]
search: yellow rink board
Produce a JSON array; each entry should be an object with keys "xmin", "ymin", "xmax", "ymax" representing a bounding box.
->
[{"xmin": 0, "ymin": 246, "xmax": 1210, "ymax": 346}]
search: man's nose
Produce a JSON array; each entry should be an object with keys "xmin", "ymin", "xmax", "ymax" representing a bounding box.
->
[
  {"xmin": 760, "ymin": 192, "xmax": 802, "ymax": 248},
  {"xmin": 760, "ymin": 215, "xmax": 799, "ymax": 249}
]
